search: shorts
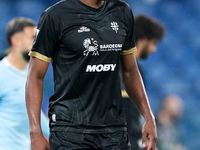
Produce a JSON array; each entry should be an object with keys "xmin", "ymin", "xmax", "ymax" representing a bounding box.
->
[{"xmin": 49, "ymin": 131, "xmax": 131, "ymax": 150}]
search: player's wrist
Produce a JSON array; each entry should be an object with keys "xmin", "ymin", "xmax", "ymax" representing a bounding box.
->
[
  {"xmin": 144, "ymin": 111, "xmax": 155, "ymax": 122},
  {"xmin": 30, "ymin": 128, "xmax": 43, "ymax": 137}
]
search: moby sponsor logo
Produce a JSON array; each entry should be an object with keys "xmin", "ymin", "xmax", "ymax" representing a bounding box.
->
[{"xmin": 86, "ymin": 64, "xmax": 116, "ymax": 72}]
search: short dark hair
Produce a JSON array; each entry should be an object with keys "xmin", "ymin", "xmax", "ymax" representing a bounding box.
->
[
  {"xmin": 6, "ymin": 17, "xmax": 36, "ymax": 46},
  {"xmin": 134, "ymin": 14, "xmax": 165, "ymax": 42}
]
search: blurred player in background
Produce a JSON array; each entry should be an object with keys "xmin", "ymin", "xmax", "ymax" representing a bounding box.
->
[
  {"xmin": 122, "ymin": 14, "xmax": 165, "ymax": 150},
  {"xmin": 156, "ymin": 94, "xmax": 186, "ymax": 150},
  {"xmin": 0, "ymin": 17, "xmax": 49, "ymax": 150}
]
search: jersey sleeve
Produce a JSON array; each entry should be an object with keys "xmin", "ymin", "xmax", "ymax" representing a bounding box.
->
[
  {"xmin": 121, "ymin": 6, "xmax": 137, "ymax": 55},
  {"xmin": 29, "ymin": 11, "xmax": 59, "ymax": 62}
]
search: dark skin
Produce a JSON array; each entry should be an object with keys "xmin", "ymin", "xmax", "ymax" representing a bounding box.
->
[
  {"xmin": 80, "ymin": 0, "xmax": 105, "ymax": 8},
  {"xmin": 26, "ymin": 0, "xmax": 157, "ymax": 150},
  {"xmin": 121, "ymin": 53, "xmax": 157, "ymax": 150},
  {"xmin": 26, "ymin": 58, "xmax": 50, "ymax": 150}
]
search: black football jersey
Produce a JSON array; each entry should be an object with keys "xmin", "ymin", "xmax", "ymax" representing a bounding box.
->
[{"xmin": 30, "ymin": 0, "xmax": 136, "ymax": 133}]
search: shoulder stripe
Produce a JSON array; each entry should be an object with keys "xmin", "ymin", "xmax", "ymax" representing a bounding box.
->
[
  {"xmin": 121, "ymin": 47, "xmax": 137, "ymax": 55},
  {"xmin": 29, "ymin": 51, "xmax": 51, "ymax": 63},
  {"xmin": 121, "ymin": 90, "xmax": 129, "ymax": 98}
]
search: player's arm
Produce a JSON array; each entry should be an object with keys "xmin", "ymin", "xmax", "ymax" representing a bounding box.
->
[
  {"xmin": 26, "ymin": 56, "xmax": 50, "ymax": 150},
  {"xmin": 121, "ymin": 52, "xmax": 157, "ymax": 150}
]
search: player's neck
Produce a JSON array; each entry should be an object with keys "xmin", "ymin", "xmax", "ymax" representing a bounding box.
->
[
  {"xmin": 7, "ymin": 50, "xmax": 27, "ymax": 70},
  {"xmin": 80, "ymin": 0, "xmax": 105, "ymax": 8}
]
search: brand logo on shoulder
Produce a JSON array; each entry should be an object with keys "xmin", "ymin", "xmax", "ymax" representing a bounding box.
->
[
  {"xmin": 111, "ymin": 21, "xmax": 119, "ymax": 33},
  {"xmin": 78, "ymin": 26, "xmax": 90, "ymax": 33},
  {"xmin": 86, "ymin": 64, "xmax": 116, "ymax": 72},
  {"xmin": 83, "ymin": 38, "xmax": 99, "ymax": 56}
]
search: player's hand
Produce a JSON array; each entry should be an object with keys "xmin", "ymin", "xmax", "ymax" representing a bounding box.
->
[
  {"xmin": 30, "ymin": 133, "xmax": 50, "ymax": 150},
  {"xmin": 142, "ymin": 116, "xmax": 157, "ymax": 150}
]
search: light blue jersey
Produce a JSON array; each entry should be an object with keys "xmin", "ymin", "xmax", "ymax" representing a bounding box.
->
[{"xmin": 0, "ymin": 57, "xmax": 49, "ymax": 150}]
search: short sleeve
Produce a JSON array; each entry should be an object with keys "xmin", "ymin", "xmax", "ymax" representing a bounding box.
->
[
  {"xmin": 29, "ymin": 12, "xmax": 59, "ymax": 62},
  {"xmin": 121, "ymin": 6, "xmax": 137, "ymax": 55}
]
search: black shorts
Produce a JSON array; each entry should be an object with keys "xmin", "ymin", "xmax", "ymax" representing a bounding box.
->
[{"xmin": 49, "ymin": 131, "xmax": 131, "ymax": 150}]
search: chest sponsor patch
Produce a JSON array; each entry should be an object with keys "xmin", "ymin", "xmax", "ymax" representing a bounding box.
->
[{"xmin": 86, "ymin": 64, "xmax": 116, "ymax": 72}]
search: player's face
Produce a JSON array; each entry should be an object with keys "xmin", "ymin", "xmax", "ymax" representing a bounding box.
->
[
  {"xmin": 165, "ymin": 99, "xmax": 183, "ymax": 119},
  {"xmin": 18, "ymin": 26, "xmax": 36, "ymax": 61},
  {"xmin": 140, "ymin": 39, "xmax": 158, "ymax": 59}
]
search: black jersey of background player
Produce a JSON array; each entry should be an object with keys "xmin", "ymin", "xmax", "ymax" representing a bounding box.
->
[{"xmin": 30, "ymin": 0, "xmax": 136, "ymax": 133}]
